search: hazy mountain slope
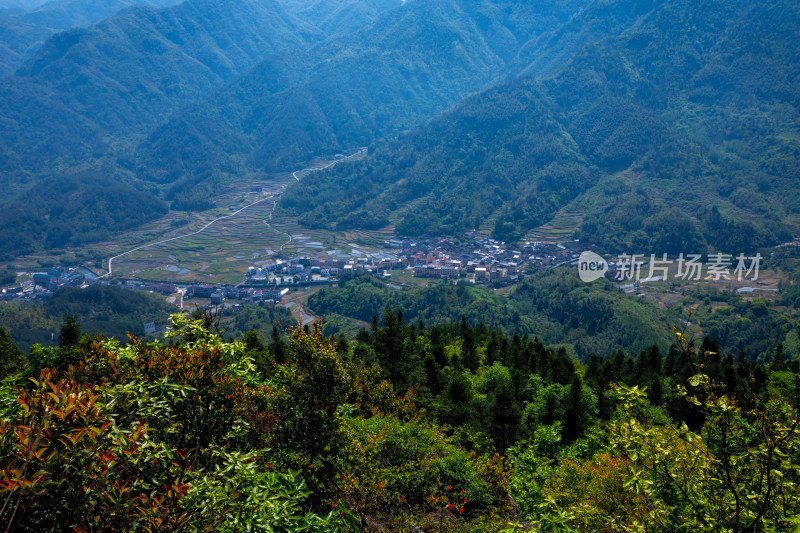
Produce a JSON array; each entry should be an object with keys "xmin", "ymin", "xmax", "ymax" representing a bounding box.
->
[
  {"xmin": 554, "ymin": 0, "xmax": 800, "ymax": 250},
  {"xmin": 0, "ymin": 0, "xmax": 182, "ymax": 76},
  {"xmin": 0, "ymin": 12, "xmax": 51, "ymax": 73},
  {"xmin": 0, "ymin": 0, "xmax": 321, "ymax": 258},
  {"xmin": 280, "ymin": 76, "xmax": 596, "ymax": 234},
  {"xmin": 0, "ymin": 0, "xmax": 321, "ymax": 178},
  {"xmin": 0, "ymin": 38, "xmax": 19, "ymax": 75},
  {"xmin": 291, "ymin": 0, "xmax": 403, "ymax": 36},
  {"xmin": 506, "ymin": 0, "xmax": 660, "ymax": 79},
  {"xmin": 285, "ymin": 0, "xmax": 800, "ymax": 252},
  {"xmin": 0, "ymin": 0, "xmax": 48, "ymax": 9},
  {"xmin": 0, "ymin": 0, "xmax": 599, "ymax": 259},
  {"xmin": 21, "ymin": 0, "xmax": 180, "ymax": 28},
  {"xmin": 134, "ymin": 0, "xmax": 592, "ymax": 196}
]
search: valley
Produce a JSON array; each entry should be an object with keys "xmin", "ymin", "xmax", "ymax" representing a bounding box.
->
[{"xmin": 1, "ymin": 0, "xmax": 800, "ymax": 528}]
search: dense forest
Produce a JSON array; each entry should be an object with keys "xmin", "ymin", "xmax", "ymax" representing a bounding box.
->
[
  {"xmin": 0, "ymin": 0, "xmax": 182, "ymax": 76},
  {"xmin": 307, "ymin": 268, "xmax": 799, "ymax": 363},
  {"xmin": 308, "ymin": 270, "xmax": 675, "ymax": 359},
  {"xmin": 0, "ymin": 307, "xmax": 797, "ymax": 531},
  {"xmin": 281, "ymin": 0, "xmax": 800, "ymax": 251},
  {"xmin": 0, "ymin": 285, "xmax": 176, "ymax": 351}
]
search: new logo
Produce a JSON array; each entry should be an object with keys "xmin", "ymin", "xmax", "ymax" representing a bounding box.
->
[{"xmin": 578, "ymin": 251, "xmax": 608, "ymax": 283}]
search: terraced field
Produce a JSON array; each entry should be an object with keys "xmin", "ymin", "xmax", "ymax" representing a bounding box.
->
[
  {"xmin": 106, "ymin": 149, "xmax": 396, "ymax": 283},
  {"xmin": 527, "ymin": 212, "xmax": 583, "ymax": 243}
]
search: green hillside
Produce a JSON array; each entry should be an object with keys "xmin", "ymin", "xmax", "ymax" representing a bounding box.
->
[
  {"xmin": 0, "ymin": 0, "xmax": 320, "ymax": 177},
  {"xmin": 0, "ymin": 285, "xmax": 175, "ymax": 351},
  {"xmin": 284, "ymin": 0, "xmax": 800, "ymax": 252},
  {"xmin": 135, "ymin": 0, "xmax": 591, "ymax": 188},
  {"xmin": 0, "ymin": 0, "xmax": 596, "ymax": 259},
  {"xmin": 307, "ymin": 269, "xmax": 678, "ymax": 360},
  {"xmin": 0, "ymin": 0, "xmax": 321, "ymax": 258},
  {"xmin": 0, "ymin": 0, "xmax": 182, "ymax": 76}
]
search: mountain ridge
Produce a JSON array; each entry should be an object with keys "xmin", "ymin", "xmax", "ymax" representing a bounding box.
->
[{"xmin": 282, "ymin": 0, "xmax": 800, "ymax": 252}]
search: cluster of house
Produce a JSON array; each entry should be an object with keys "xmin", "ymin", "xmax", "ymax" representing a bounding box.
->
[
  {"xmin": 182, "ymin": 283, "xmax": 289, "ymax": 305},
  {"xmin": 246, "ymin": 256, "xmax": 404, "ymax": 285},
  {"xmin": 1, "ymin": 266, "xmax": 98, "ymax": 301},
  {"xmin": 0, "ymin": 268, "xmax": 296, "ymax": 309},
  {"xmin": 522, "ymin": 241, "xmax": 579, "ymax": 268},
  {"xmin": 1, "ymin": 234, "xmax": 590, "ymax": 307},
  {"xmin": 242, "ymin": 236, "xmax": 585, "ymax": 285},
  {"xmin": 405, "ymin": 239, "xmax": 521, "ymax": 282}
]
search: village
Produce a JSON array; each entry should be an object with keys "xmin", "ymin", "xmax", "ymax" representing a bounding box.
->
[{"xmin": 0, "ymin": 236, "xmax": 589, "ymax": 309}]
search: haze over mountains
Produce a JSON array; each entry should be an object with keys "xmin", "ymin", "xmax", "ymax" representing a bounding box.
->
[
  {"xmin": 0, "ymin": 0, "xmax": 798, "ymax": 259},
  {"xmin": 0, "ymin": 0, "xmax": 183, "ymax": 76},
  {"xmin": 284, "ymin": 0, "xmax": 800, "ymax": 252}
]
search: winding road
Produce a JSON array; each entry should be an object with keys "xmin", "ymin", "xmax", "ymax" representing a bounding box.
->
[{"xmin": 102, "ymin": 149, "xmax": 366, "ymax": 278}]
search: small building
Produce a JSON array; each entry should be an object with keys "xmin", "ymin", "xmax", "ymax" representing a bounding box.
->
[{"xmin": 33, "ymin": 274, "xmax": 50, "ymax": 288}]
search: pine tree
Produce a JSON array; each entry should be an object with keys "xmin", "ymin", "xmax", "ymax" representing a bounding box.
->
[
  {"xmin": 0, "ymin": 327, "xmax": 26, "ymax": 379},
  {"xmin": 562, "ymin": 374, "xmax": 584, "ymax": 443},
  {"xmin": 243, "ymin": 330, "xmax": 265, "ymax": 353},
  {"xmin": 461, "ymin": 316, "xmax": 477, "ymax": 372},
  {"xmin": 58, "ymin": 315, "xmax": 82, "ymax": 348},
  {"xmin": 771, "ymin": 343, "xmax": 787, "ymax": 371},
  {"xmin": 488, "ymin": 378, "xmax": 520, "ymax": 452},
  {"xmin": 269, "ymin": 325, "xmax": 288, "ymax": 365}
]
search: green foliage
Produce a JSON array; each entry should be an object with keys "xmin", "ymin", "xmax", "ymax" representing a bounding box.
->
[
  {"xmin": 225, "ymin": 303, "xmax": 295, "ymax": 342},
  {"xmin": 0, "ymin": 327, "xmax": 25, "ymax": 380},
  {"xmin": 309, "ymin": 269, "xmax": 675, "ymax": 359},
  {"xmin": 0, "ymin": 290, "xmax": 796, "ymax": 531},
  {"xmin": 0, "ymin": 315, "xmax": 338, "ymax": 531},
  {"xmin": 0, "ymin": 269, "xmax": 16, "ymax": 287},
  {"xmin": 0, "ymin": 285, "xmax": 175, "ymax": 352},
  {"xmin": 271, "ymin": 322, "xmax": 352, "ymax": 468},
  {"xmin": 336, "ymin": 415, "xmax": 500, "ymax": 514},
  {"xmin": 603, "ymin": 376, "xmax": 800, "ymax": 531}
]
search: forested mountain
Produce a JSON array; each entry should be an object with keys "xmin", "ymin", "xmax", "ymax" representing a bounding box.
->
[
  {"xmin": 134, "ymin": 0, "xmax": 591, "ymax": 194},
  {"xmin": 0, "ymin": 0, "xmax": 181, "ymax": 77},
  {"xmin": 0, "ymin": 0, "xmax": 597, "ymax": 258},
  {"xmin": 0, "ymin": 285, "xmax": 175, "ymax": 351},
  {"xmin": 504, "ymin": 0, "xmax": 660, "ymax": 79},
  {"xmin": 0, "ymin": 0, "xmax": 321, "ymax": 257},
  {"xmin": 0, "ymin": 0, "xmax": 400, "ymax": 79},
  {"xmin": 0, "ymin": 0, "xmax": 320, "ymax": 178},
  {"xmin": 284, "ymin": 0, "xmax": 800, "ymax": 252},
  {"xmin": 280, "ymin": 0, "xmax": 404, "ymax": 36},
  {"xmin": 2, "ymin": 0, "xmax": 799, "ymax": 259}
]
